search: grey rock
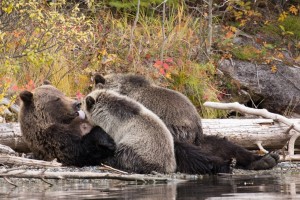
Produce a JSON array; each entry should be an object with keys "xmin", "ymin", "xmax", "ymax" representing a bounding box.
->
[{"xmin": 219, "ymin": 59, "xmax": 300, "ymax": 115}]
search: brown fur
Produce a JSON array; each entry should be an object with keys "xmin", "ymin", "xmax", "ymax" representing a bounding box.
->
[{"xmin": 19, "ymin": 85, "xmax": 115, "ymax": 166}]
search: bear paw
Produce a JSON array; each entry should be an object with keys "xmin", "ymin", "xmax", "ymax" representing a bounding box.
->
[{"xmin": 247, "ymin": 152, "xmax": 280, "ymax": 170}]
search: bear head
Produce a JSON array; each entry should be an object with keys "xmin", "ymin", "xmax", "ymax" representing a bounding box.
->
[
  {"xmin": 93, "ymin": 73, "xmax": 151, "ymax": 95},
  {"xmin": 19, "ymin": 84, "xmax": 91, "ymax": 138}
]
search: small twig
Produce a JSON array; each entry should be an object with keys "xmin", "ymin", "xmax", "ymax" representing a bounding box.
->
[
  {"xmin": 41, "ymin": 178, "xmax": 54, "ymax": 186},
  {"xmin": 285, "ymin": 124, "xmax": 294, "ymax": 134},
  {"xmin": 128, "ymin": 0, "xmax": 140, "ymax": 56},
  {"xmin": 206, "ymin": 0, "xmax": 213, "ymax": 55},
  {"xmin": 255, "ymin": 141, "xmax": 269, "ymax": 154},
  {"xmin": 154, "ymin": 0, "xmax": 168, "ymax": 10},
  {"xmin": 241, "ymin": 90, "xmax": 257, "ymax": 109},
  {"xmin": 255, "ymin": 62, "xmax": 262, "ymax": 93},
  {"xmin": 277, "ymin": 70, "xmax": 300, "ymax": 92},
  {"xmin": 3, "ymin": 177, "xmax": 18, "ymax": 187},
  {"xmin": 214, "ymin": 0, "xmax": 230, "ymax": 8},
  {"xmin": 229, "ymin": 58, "xmax": 235, "ymax": 67},
  {"xmin": 160, "ymin": 0, "xmax": 167, "ymax": 62},
  {"xmin": 100, "ymin": 164, "xmax": 128, "ymax": 174}
]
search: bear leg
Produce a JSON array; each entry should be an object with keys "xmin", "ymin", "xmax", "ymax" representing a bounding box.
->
[
  {"xmin": 174, "ymin": 141, "xmax": 232, "ymax": 174},
  {"xmin": 201, "ymin": 135, "xmax": 279, "ymax": 170}
]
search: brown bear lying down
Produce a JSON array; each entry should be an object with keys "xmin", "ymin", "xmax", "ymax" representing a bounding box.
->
[{"xmin": 18, "ymin": 84, "xmax": 115, "ymax": 167}]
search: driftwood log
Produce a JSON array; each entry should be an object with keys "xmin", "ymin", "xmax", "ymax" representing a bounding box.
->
[
  {"xmin": 204, "ymin": 101, "xmax": 300, "ymax": 161},
  {"xmin": 0, "ymin": 154, "xmax": 62, "ymax": 167},
  {"xmin": 0, "ymin": 119, "xmax": 299, "ymax": 153},
  {"xmin": 0, "ymin": 123, "xmax": 29, "ymax": 153},
  {"xmin": 203, "ymin": 118, "xmax": 299, "ymax": 150},
  {"xmin": 0, "ymin": 168, "xmax": 198, "ymax": 184}
]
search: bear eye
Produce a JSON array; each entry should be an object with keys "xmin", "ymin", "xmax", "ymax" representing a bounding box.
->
[
  {"xmin": 54, "ymin": 97, "xmax": 60, "ymax": 102},
  {"xmin": 75, "ymin": 102, "xmax": 82, "ymax": 109}
]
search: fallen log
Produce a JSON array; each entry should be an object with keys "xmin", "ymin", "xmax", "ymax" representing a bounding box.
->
[
  {"xmin": 1, "ymin": 120, "xmax": 299, "ymax": 152},
  {"xmin": 204, "ymin": 101, "xmax": 300, "ymax": 161},
  {"xmin": 202, "ymin": 118, "xmax": 300, "ymax": 150},
  {"xmin": 0, "ymin": 154, "xmax": 62, "ymax": 167},
  {"xmin": 0, "ymin": 123, "xmax": 29, "ymax": 153}
]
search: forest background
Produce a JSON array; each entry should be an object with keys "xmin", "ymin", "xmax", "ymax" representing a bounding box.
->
[{"xmin": 0, "ymin": 0, "xmax": 299, "ymax": 122}]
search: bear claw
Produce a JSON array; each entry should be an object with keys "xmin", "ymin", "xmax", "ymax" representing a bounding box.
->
[{"xmin": 247, "ymin": 152, "xmax": 280, "ymax": 170}]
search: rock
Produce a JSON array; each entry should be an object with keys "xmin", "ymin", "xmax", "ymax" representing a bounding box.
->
[{"xmin": 219, "ymin": 59, "xmax": 300, "ymax": 115}]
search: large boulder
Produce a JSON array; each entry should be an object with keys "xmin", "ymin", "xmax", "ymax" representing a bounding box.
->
[{"xmin": 219, "ymin": 59, "xmax": 300, "ymax": 116}]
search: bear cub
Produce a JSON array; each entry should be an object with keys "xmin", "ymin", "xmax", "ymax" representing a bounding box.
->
[{"xmin": 82, "ymin": 89, "xmax": 177, "ymax": 174}]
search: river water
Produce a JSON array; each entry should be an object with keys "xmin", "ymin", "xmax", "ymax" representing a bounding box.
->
[{"xmin": 0, "ymin": 172, "xmax": 300, "ymax": 200}]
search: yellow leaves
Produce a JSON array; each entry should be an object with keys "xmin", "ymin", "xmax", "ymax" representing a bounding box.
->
[
  {"xmin": 279, "ymin": 25, "xmax": 294, "ymax": 36},
  {"xmin": 278, "ymin": 11, "xmax": 287, "ymax": 22},
  {"xmin": 3, "ymin": 3, "xmax": 13, "ymax": 14},
  {"xmin": 289, "ymin": 5, "xmax": 299, "ymax": 15},
  {"xmin": 275, "ymin": 52, "xmax": 284, "ymax": 60},
  {"xmin": 224, "ymin": 26, "xmax": 237, "ymax": 39},
  {"xmin": 297, "ymin": 42, "xmax": 300, "ymax": 49},
  {"xmin": 229, "ymin": 26, "xmax": 237, "ymax": 33},
  {"xmin": 239, "ymin": 19, "xmax": 247, "ymax": 27},
  {"xmin": 263, "ymin": 42, "xmax": 275, "ymax": 50},
  {"xmin": 294, "ymin": 55, "xmax": 300, "ymax": 64},
  {"xmin": 99, "ymin": 49, "xmax": 118, "ymax": 64},
  {"xmin": 271, "ymin": 65, "xmax": 277, "ymax": 73},
  {"xmin": 0, "ymin": 32, "xmax": 6, "ymax": 42},
  {"xmin": 234, "ymin": 11, "xmax": 243, "ymax": 20}
]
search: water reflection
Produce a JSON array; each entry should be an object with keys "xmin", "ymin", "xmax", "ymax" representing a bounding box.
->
[{"xmin": 0, "ymin": 174, "xmax": 300, "ymax": 199}]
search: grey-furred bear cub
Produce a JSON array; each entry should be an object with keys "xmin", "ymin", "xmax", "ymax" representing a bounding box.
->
[
  {"xmin": 94, "ymin": 73, "xmax": 279, "ymax": 173},
  {"xmin": 82, "ymin": 89, "xmax": 177, "ymax": 174}
]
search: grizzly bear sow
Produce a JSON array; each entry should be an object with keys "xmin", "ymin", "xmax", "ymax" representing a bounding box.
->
[{"xmin": 19, "ymin": 84, "xmax": 115, "ymax": 167}]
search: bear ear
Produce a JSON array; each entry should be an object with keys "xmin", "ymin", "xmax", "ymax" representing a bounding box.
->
[
  {"xmin": 85, "ymin": 96, "xmax": 95, "ymax": 111},
  {"xmin": 19, "ymin": 91, "xmax": 33, "ymax": 106},
  {"xmin": 43, "ymin": 80, "xmax": 52, "ymax": 85},
  {"xmin": 94, "ymin": 74, "xmax": 105, "ymax": 85}
]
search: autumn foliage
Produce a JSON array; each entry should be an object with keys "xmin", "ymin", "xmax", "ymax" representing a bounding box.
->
[{"xmin": 0, "ymin": 0, "xmax": 299, "ymax": 120}]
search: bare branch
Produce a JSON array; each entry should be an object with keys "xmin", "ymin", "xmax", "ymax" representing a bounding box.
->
[
  {"xmin": 3, "ymin": 177, "xmax": 18, "ymax": 187},
  {"xmin": 0, "ymin": 154, "xmax": 62, "ymax": 167},
  {"xmin": 160, "ymin": 0, "xmax": 167, "ymax": 62},
  {"xmin": 0, "ymin": 169, "xmax": 189, "ymax": 183},
  {"xmin": 100, "ymin": 164, "xmax": 128, "ymax": 174},
  {"xmin": 255, "ymin": 141, "xmax": 269, "ymax": 154},
  {"xmin": 207, "ymin": 0, "xmax": 213, "ymax": 55},
  {"xmin": 128, "ymin": 0, "xmax": 141, "ymax": 56}
]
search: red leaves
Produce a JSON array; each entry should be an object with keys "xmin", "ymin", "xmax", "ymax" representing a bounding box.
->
[
  {"xmin": 76, "ymin": 91, "xmax": 84, "ymax": 101},
  {"xmin": 153, "ymin": 58, "xmax": 174, "ymax": 78},
  {"xmin": 11, "ymin": 79, "xmax": 35, "ymax": 92}
]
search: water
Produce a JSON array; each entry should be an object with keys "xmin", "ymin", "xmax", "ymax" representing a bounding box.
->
[{"xmin": 0, "ymin": 173, "xmax": 300, "ymax": 199}]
